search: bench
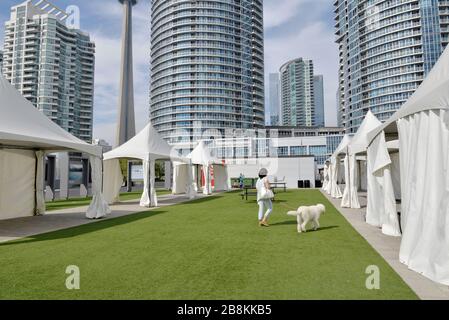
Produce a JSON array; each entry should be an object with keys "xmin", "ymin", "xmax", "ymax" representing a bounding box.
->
[{"xmin": 241, "ymin": 187, "xmax": 277, "ymax": 201}]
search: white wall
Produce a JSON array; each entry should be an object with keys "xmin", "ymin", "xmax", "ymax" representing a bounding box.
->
[{"xmin": 227, "ymin": 157, "xmax": 316, "ymax": 189}]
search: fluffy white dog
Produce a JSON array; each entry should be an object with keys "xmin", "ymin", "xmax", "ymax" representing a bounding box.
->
[{"xmin": 287, "ymin": 204, "xmax": 326, "ymax": 233}]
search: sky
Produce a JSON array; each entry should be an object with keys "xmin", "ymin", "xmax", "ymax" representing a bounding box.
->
[{"xmin": 0, "ymin": 0, "xmax": 339, "ymax": 145}]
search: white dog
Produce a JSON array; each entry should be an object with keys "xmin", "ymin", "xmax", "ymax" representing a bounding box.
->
[{"xmin": 287, "ymin": 204, "xmax": 326, "ymax": 233}]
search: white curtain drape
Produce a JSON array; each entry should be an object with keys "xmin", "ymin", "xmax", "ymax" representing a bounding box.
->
[
  {"xmin": 322, "ymin": 163, "xmax": 329, "ymax": 191},
  {"xmin": 140, "ymin": 159, "xmax": 158, "ymax": 207},
  {"xmin": 103, "ymin": 159, "xmax": 123, "ymax": 204},
  {"xmin": 341, "ymin": 155, "xmax": 350, "ymax": 207},
  {"xmin": 330, "ymin": 158, "xmax": 342, "ymax": 198},
  {"xmin": 390, "ymin": 152, "xmax": 401, "ymax": 200},
  {"xmin": 341, "ymin": 154, "xmax": 361, "ymax": 209},
  {"xmin": 224, "ymin": 165, "xmax": 231, "ymax": 191},
  {"xmin": 325, "ymin": 163, "xmax": 332, "ymax": 195},
  {"xmin": 397, "ymin": 109, "xmax": 449, "ymax": 285},
  {"xmin": 186, "ymin": 163, "xmax": 196, "ymax": 199},
  {"xmin": 150, "ymin": 159, "xmax": 157, "ymax": 206},
  {"xmin": 171, "ymin": 163, "xmax": 183, "ymax": 194},
  {"xmin": 172, "ymin": 162, "xmax": 196, "ymax": 199},
  {"xmin": 366, "ymin": 133, "xmax": 401, "ymax": 236},
  {"xmin": 359, "ymin": 160, "xmax": 368, "ymax": 191},
  {"xmin": 203, "ymin": 165, "xmax": 211, "ymax": 195},
  {"xmin": 192, "ymin": 165, "xmax": 198, "ymax": 192},
  {"xmin": 86, "ymin": 156, "xmax": 111, "ymax": 219},
  {"xmin": 35, "ymin": 151, "xmax": 46, "ymax": 215}
]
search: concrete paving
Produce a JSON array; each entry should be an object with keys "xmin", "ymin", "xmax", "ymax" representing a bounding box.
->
[
  {"xmin": 0, "ymin": 193, "xmax": 205, "ymax": 244},
  {"xmin": 321, "ymin": 189, "xmax": 449, "ymax": 300}
]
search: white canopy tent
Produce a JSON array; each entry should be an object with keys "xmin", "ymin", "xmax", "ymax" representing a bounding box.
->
[
  {"xmin": 340, "ymin": 111, "xmax": 382, "ymax": 209},
  {"xmin": 0, "ymin": 76, "xmax": 109, "ymax": 220},
  {"xmin": 173, "ymin": 141, "xmax": 230, "ymax": 196},
  {"xmin": 328, "ymin": 134, "xmax": 352, "ymax": 199},
  {"xmin": 366, "ymin": 45, "xmax": 449, "ymax": 285},
  {"xmin": 103, "ymin": 122, "xmax": 192, "ymax": 207}
]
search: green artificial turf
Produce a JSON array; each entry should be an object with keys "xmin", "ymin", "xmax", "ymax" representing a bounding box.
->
[
  {"xmin": 0, "ymin": 190, "xmax": 418, "ymax": 300},
  {"xmin": 45, "ymin": 190, "xmax": 171, "ymax": 211}
]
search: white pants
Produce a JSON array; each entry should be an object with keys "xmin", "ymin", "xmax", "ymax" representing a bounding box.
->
[{"xmin": 258, "ymin": 199, "xmax": 273, "ymax": 221}]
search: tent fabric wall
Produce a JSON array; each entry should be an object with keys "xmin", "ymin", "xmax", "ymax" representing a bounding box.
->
[
  {"xmin": 203, "ymin": 165, "xmax": 212, "ymax": 195},
  {"xmin": 341, "ymin": 154, "xmax": 361, "ymax": 209},
  {"xmin": 172, "ymin": 163, "xmax": 189, "ymax": 194},
  {"xmin": 322, "ymin": 162, "xmax": 330, "ymax": 191},
  {"xmin": 192, "ymin": 165, "xmax": 199, "ymax": 192},
  {"xmin": 186, "ymin": 164, "xmax": 196, "ymax": 199},
  {"xmin": 172, "ymin": 163, "xmax": 196, "ymax": 199},
  {"xmin": 329, "ymin": 158, "xmax": 342, "ymax": 198},
  {"xmin": 359, "ymin": 160, "xmax": 368, "ymax": 191},
  {"xmin": 86, "ymin": 156, "xmax": 111, "ymax": 219},
  {"xmin": 325, "ymin": 163, "xmax": 333, "ymax": 195},
  {"xmin": 0, "ymin": 149, "xmax": 36, "ymax": 220},
  {"xmin": 397, "ymin": 109, "xmax": 449, "ymax": 285},
  {"xmin": 103, "ymin": 159, "xmax": 123, "ymax": 204},
  {"xmin": 140, "ymin": 160, "xmax": 151, "ymax": 207},
  {"xmin": 390, "ymin": 152, "xmax": 401, "ymax": 200},
  {"xmin": 366, "ymin": 132, "xmax": 401, "ymax": 237},
  {"xmin": 212, "ymin": 164, "xmax": 230, "ymax": 191},
  {"xmin": 35, "ymin": 151, "xmax": 45, "ymax": 215}
]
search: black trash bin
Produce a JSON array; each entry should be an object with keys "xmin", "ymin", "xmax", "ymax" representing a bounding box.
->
[
  {"xmin": 304, "ymin": 180, "xmax": 311, "ymax": 188},
  {"xmin": 315, "ymin": 180, "xmax": 322, "ymax": 188},
  {"xmin": 298, "ymin": 180, "xmax": 304, "ymax": 188}
]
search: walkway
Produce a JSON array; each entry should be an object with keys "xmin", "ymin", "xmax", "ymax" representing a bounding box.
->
[
  {"xmin": 0, "ymin": 193, "xmax": 204, "ymax": 244},
  {"xmin": 322, "ymin": 190, "xmax": 449, "ymax": 300}
]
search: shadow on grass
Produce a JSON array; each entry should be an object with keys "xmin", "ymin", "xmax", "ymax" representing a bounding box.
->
[
  {"xmin": 0, "ymin": 210, "xmax": 168, "ymax": 248},
  {"xmin": 269, "ymin": 221, "xmax": 340, "ymax": 232},
  {"xmin": 180, "ymin": 194, "xmax": 224, "ymax": 205}
]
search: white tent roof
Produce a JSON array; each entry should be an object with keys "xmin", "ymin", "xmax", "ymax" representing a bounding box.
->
[
  {"xmin": 332, "ymin": 134, "xmax": 353, "ymax": 158},
  {"xmin": 0, "ymin": 76, "xmax": 101, "ymax": 157},
  {"xmin": 368, "ymin": 44, "xmax": 449, "ymax": 143},
  {"xmin": 187, "ymin": 141, "xmax": 221, "ymax": 166},
  {"xmin": 103, "ymin": 122, "xmax": 185, "ymax": 162},
  {"xmin": 348, "ymin": 110, "xmax": 382, "ymax": 155}
]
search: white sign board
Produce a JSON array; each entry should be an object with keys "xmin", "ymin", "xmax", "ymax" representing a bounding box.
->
[{"xmin": 131, "ymin": 164, "xmax": 144, "ymax": 181}]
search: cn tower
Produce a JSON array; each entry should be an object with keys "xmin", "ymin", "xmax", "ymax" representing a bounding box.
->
[{"xmin": 116, "ymin": 0, "xmax": 137, "ymax": 146}]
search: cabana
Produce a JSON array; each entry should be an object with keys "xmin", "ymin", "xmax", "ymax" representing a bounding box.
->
[
  {"xmin": 328, "ymin": 135, "xmax": 352, "ymax": 199},
  {"xmin": 173, "ymin": 141, "xmax": 230, "ymax": 196},
  {"xmin": 366, "ymin": 45, "xmax": 449, "ymax": 285},
  {"xmin": 341, "ymin": 111, "xmax": 382, "ymax": 209},
  {"xmin": 0, "ymin": 76, "xmax": 109, "ymax": 220},
  {"xmin": 103, "ymin": 123, "xmax": 192, "ymax": 207}
]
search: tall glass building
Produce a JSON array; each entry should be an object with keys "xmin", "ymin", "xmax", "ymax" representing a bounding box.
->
[
  {"xmin": 150, "ymin": 0, "xmax": 265, "ymax": 154},
  {"xmin": 280, "ymin": 58, "xmax": 315, "ymax": 127},
  {"xmin": 314, "ymin": 75, "xmax": 325, "ymax": 127},
  {"xmin": 2, "ymin": 0, "xmax": 95, "ymax": 142},
  {"xmin": 268, "ymin": 73, "xmax": 280, "ymax": 126},
  {"xmin": 335, "ymin": 0, "xmax": 449, "ymax": 133}
]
